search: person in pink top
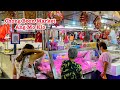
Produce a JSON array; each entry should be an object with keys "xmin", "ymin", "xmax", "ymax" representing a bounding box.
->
[{"xmin": 92, "ymin": 42, "xmax": 112, "ymax": 79}]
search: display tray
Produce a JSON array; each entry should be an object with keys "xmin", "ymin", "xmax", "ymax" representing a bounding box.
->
[
  {"xmin": 49, "ymin": 49, "xmax": 97, "ymax": 78},
  {"xmin": 0, "ymin": 51, "xmax": 14, "ymax": 55},
  {"xmin": 47, "ymin": 48, "xmax": 120, "ymax": 78},
  {"xmin": 111, "ymin": 59, "xmax": 120, "ymax": 76},
  {"xmin": 112, "ymin": 59, "xmax": 119, "ymax": 63},
  {"xmin": 34, "ymin": 54, "xmax": 53, "ymax": 79}
]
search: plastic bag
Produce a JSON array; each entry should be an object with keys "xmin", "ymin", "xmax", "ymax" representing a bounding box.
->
[{"xmin": 35, "ymin": 32, "xmax": 42, "ymax": 42}]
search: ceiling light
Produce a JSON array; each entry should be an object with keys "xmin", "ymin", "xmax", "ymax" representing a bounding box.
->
[
  {"xmin": 89, "ymin": 24, "xmax": 92, "ymax": 27},
  {"xmin": 104, "ymin": 25, "xmax": 107, "ymax": 29},
  {"xmin": 101, "ymin": 19, "xmax": 104, "ymax": 23},
  {"xmin": 107, "ymin": 27, "xmax": 110, "ymax": 30},
  {"xmin": 72, "ymin": 21, "xmax": 76, "ymax": 25}
]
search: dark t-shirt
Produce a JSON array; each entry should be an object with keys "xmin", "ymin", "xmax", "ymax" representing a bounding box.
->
[{"xmin": 61, "ymin": 60, "xmax": 83, "ymax": 79}]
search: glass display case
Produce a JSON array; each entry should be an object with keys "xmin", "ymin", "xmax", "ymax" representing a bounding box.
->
[
  {"xmin": 41, "ymin": 27, "xmax": 99, "ymax": 79},
  {"xmin": 44, "ymin": 48, "xmax": 97, "ymax": 79},
  {"xmin": 34, "ymin": 52, "xmax": 53, "ymax": 79},
  {"xmin": 42, "ymin": 46, "xmax": 120, "ymax": 79},
  {"xmin": 41, "ymin": 26, "xmax": 120, "ymax": 79}
]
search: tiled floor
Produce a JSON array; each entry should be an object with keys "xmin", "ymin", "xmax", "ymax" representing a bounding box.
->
[
  {"xmin": 83, "ymin": 72, "xmax": 93, "ymax": 79},
  {"xmin": 0, "ymin": 69, "xmax": 9, "ymax": 79}
]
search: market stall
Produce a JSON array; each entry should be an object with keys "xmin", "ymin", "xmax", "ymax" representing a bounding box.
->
[
  {"xmin": 42, "ymin": 28, "xmax": 120, "ymax": 79},
  {"xmin": 40, "ymin": 25, "xmax": 99, "ymax": 79},
  {"xmin": 40, "ymin": 11, "xmax": 120, "ymax": 79},
  {"xmin": 0, "ymin": 11, "xmax": 120, "ymax": 79}
]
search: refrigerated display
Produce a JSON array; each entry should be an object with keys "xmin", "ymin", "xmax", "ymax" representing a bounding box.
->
[{"xmin": 45, "ymin": 48, "xmax": 97, "ymax": 79}]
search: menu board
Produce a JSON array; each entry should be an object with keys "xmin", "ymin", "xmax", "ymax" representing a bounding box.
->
[{"xmin": 11, "ymin": 33, "xmax": 20, "ymax": 44}]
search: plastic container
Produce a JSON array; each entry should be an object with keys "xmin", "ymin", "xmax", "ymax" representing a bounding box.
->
[{"xmin": 58, "ymin": 46, "xmax": 64, "ymax": 50}]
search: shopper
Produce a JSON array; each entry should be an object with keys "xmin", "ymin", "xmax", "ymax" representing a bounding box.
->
[
  {"xmin": 92, "ymin": 42, "xmax": 112, "ymax": 79},
  {"xmin": 61, "ymin": 48, "xmax": 83, "ymax": 79},
  {"xmin": 13, "ymin": 44, "xmax": 44, "ymax": 79}
]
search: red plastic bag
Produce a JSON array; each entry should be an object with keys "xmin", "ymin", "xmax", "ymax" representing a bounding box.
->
[
  {"xmin": 35, "ymin": 32, "xmax": 42, "ymax": 42},
  {"xmin": 0, "ymin": 38, "xmax": 6, "ymax": 42},
  {"xmin": 64, "ymin": 35, "xmax": 69, "ymax": 43},
  {"xmin": 79, "ymin": 32, "xmax": 84, "ymax": 40},
  {"xmin": 0, "ymin": 25, "xmax": 6, "ymax": 39},
  {"xmin": 0, "ymin": 24, "xmax": 10, "ymax": 39},
  {"xmin": 5, "ymin": 24, "xmax": 10, "ymax": 34}
]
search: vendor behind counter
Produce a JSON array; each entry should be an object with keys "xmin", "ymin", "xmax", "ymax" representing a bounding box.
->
[{"xmin": 109, "ymin": 30, "xmax": 118, "ymax": 45}]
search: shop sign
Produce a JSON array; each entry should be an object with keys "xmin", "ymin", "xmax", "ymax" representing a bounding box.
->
[
  {"xmin": 4, "ymin": 18, "xmax": 56, "ymax": 31},
  {"xmin": 11, "ymin": 33, "xmax": 20, "ymax": 44}
]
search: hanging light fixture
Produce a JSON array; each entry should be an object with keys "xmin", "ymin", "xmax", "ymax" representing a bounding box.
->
[{"xmin": 104, "ymin": 25, "xmax": 107, "ymax": 29}]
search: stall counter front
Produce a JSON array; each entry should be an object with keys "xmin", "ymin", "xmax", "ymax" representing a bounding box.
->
[
  {"xmin": 46, "ymin": 47, "xmax": 120, "ymax": 79},
  {"xmin": 46, "ymin": 48, "xmax": 97, "ymax": 79},
  {"xmin": 0, "ymin": 52, "xmax": 14, "ymax": 79}
]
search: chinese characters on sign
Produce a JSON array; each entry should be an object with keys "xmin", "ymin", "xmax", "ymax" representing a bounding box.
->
[{"xmin": 11, "ymin": 33, "xmax": 20, "ymax": 44}]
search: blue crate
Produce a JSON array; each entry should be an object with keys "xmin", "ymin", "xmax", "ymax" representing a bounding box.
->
[{"xmin": 52, "ymin": 54, "xmax": 58, "ymax": 60}]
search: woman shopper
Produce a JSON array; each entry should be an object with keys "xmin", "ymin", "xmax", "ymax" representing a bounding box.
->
[
  {"xmin": 61, "ymin": 48, "xmax": 83, "ymax": 79},
  {"xmin": 92, "ymin": 42, "xmax": 112, "ymax": 79},
  {"xmin": 13, "ymin": 44, "xmax": 44, "ymax": 79}
]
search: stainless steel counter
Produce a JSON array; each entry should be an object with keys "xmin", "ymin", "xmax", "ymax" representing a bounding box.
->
[
  {"xmin": 0, "ymin": 52, "xmax": 13, "ymax": 79},
  {"xmin": 0, "ymin": 50, "xmax": 21, "ymax": 79}
]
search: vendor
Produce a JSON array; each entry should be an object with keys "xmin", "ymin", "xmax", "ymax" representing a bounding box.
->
[
  {"xmin": 117, "ymin": 37, "xmax": 120, "ymax": 44},
  {"xmin": 92, "ymin": 42, "xmax": 112, "ymax": 79},
  {"xmin": 108, "ymin": 30, "xmax": 118, "ymax": 44}
]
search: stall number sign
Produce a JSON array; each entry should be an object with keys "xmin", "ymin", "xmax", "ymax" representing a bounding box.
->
[{"xmin": 11, "ymin": 33, "xmax": 20, "ymax": 44}]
